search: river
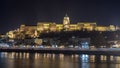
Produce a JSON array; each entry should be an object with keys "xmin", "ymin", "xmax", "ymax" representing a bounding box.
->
[{"xmin": 0, "ymin": 52, "xmax": 120, "ymax": 68}]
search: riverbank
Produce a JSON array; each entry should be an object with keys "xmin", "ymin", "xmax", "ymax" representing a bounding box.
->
[{"xmin": 0, "ymin": 47, "xmax": 120, "ymax": 55}]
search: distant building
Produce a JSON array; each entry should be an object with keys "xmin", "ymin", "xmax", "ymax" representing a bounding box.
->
[{"xmin": 7, "ymin": 14, "xmax": 117, "ymax": 39}]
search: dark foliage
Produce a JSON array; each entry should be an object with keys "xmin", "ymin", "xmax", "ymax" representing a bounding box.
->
[{"xmin": 39, "ymin": 30, "xmax": 120, "ymax": 47}]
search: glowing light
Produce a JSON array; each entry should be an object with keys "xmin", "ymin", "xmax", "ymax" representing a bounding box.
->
[{"xmin": 81, "ymin": 54, "xmax": 89, "ymax": 62}]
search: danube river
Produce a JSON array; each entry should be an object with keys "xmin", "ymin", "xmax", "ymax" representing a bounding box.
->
[{"xmin": 0, "ymin": 52, "xmax": 120, "ymax": 68}]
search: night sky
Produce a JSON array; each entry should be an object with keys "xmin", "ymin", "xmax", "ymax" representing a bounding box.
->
[{"xmin": 1, "ymin": 0, "xmax": 120, "ymax": 34}]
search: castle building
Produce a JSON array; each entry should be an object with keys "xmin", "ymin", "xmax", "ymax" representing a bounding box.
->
[{"xmin": 7, "ymin": 14, "xmax": 116, "ymax": 39}]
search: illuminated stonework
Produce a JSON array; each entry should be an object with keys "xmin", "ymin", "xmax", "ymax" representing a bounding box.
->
[
  {"xmin": 63, "ymin": 14, "xmax": 70, "ymax": 31},
  {"xmin": 7, "ymin": 15, "xmax": 117, "ymax": 39}
]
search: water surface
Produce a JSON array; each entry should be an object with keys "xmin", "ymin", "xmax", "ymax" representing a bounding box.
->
[{"xmin": 0, "ymin": 52, "xmax": 120, "ymax": 68}]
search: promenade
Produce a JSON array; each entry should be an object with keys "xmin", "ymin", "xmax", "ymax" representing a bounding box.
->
[{"xmin": 0, "ymin": 47, "xmax": 120, "ymax": 55}]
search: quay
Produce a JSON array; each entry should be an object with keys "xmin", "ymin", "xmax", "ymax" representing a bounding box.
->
[{"xmin": 0, "ymin": 47, "xmax": 120, "ymax": 55}]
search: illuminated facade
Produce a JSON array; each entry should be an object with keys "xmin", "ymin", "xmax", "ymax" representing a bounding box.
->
[{"xmin": 7, "ymin": 14, "xmax": 117, "ymax": 39}]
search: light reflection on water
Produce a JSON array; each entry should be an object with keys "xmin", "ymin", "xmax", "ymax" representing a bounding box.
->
[{"xmin": 0, "ymin": 52, "xmax": 120, "ymax": 68}]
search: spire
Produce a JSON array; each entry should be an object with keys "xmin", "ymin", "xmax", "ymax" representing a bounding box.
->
[{"xmin": 65, "ymin": 13, "xmax": 68, "ymax": 17}]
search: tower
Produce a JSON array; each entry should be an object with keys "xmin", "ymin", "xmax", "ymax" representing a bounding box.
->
[{"xmin": 63, "ymin": 14, "xmax": 70, "ymax": 31}]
